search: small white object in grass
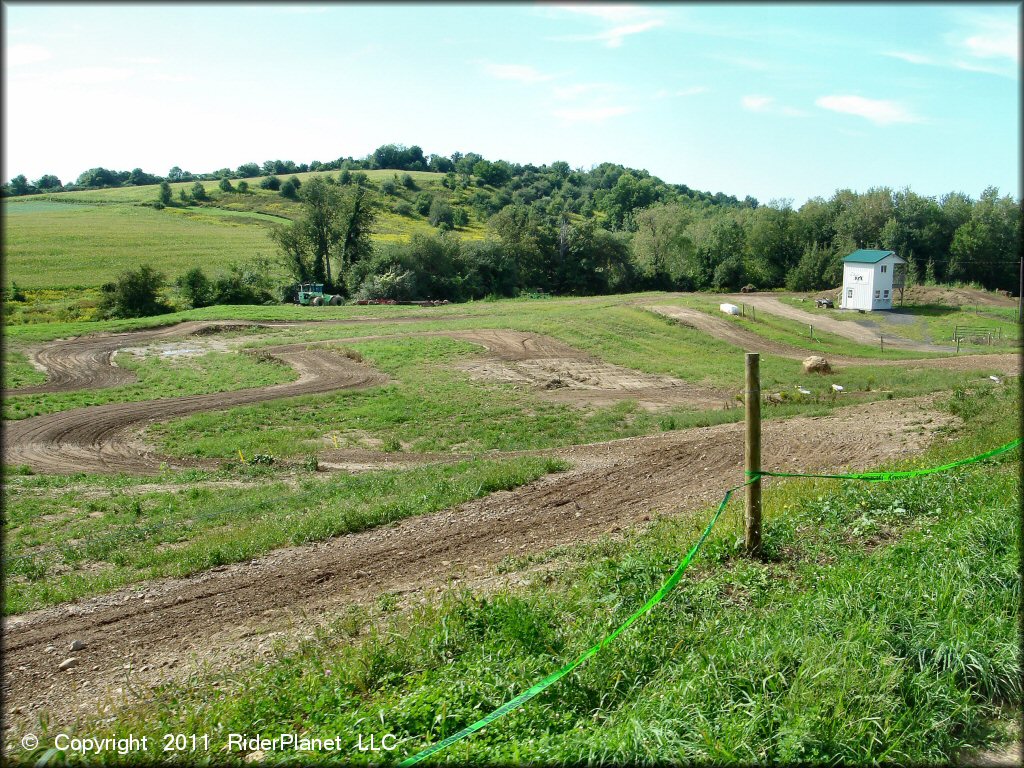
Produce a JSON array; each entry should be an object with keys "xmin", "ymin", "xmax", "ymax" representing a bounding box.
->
[
  {"xmin": 989, "ymin": 375, "xmax": 1001, "ymax": 383},
  {"xmin": 796, "ymin": 386, "xmax": 812, "ymax": 395},
  {"xmin": 831, "ymin": 383, "xmax": 844, "ymax": 392}
]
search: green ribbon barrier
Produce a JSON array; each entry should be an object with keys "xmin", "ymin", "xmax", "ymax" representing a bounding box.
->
[
  {"xmin": 399, "ymin": 437, "xmax": 1020, "ymax": 766},
  {"xmin": 750, "ymin": 437, "xmax": 1020, "ymax": 483}
]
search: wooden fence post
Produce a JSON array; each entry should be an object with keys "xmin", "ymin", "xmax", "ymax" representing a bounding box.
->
[{"xmin": 745, "ymin": 353, "xmax": 762, "ymax": 557}]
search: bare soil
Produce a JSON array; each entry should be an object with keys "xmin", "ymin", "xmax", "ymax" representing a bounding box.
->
[{"xmin": 2, "ymin": 394, "xmax": 955, "ymax": 732}]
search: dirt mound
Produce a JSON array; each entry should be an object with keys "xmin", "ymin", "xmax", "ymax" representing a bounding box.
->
[
  {"xmin": 903, "ymin": 284, "xmax": 1017, "ymax": 308},
  {"xmin": 1, "ymin": 395, "xmax": 955, "ymax": 730}
]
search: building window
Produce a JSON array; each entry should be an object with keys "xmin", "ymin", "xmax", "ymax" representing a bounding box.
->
[
  {"xmin": 875, "ymin": 290, "xmax": 880, "ymax": 298},
  {"xmin": 884, "ymin": 289, "xmax": 889, "ymax": 298},
  {"xmin": 847, "ymin": 289, "xmax": 853, "ymax": 298},
  {"xmin": 881, "ymin": 265, "xmax": 887, "ymax": 273}
]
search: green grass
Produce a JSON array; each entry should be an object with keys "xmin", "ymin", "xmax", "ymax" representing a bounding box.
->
[
  {"xmin": 2, "ymin": 456, "xmax": 566, "ymax": 614},
  {"xmin": 2, "ymin": 348, "xmax": 297, "ymax": 420},
  {"xmin": 3, "ymin": 169, "xmax": 487, "ymax": 294},
  {"xmin": 1, "ymin": 348, "xmax": 46, "ymax": 389},
  {"xmin": 2, "ymin": 201, "xmax": 281, "ymax": 289},
  {"xmin": 778, "ymin": 296, "xmax": 1021, "ymax": 349},
  {"xmin": 64, "ymin": 382, "xmax": 1020, "ymax": 765}
]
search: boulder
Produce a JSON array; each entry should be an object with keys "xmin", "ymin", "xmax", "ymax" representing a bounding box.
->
[{"xmin": 803, "ymin": 356, "xmax": 831, "ymax": 374}]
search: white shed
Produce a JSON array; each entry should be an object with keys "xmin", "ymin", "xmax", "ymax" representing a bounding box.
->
[{"xmin": 840, "ymin": 249, "xmax": 906, "ymax": 311}]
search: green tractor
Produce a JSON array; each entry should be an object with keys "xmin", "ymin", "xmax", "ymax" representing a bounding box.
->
[{"xmin": 296, "ymin": 283, "xmax": 343, "ymax": 306}]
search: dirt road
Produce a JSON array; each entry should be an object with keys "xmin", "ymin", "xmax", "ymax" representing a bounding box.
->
[
  {"xmin": 2, "ymin": 395, "xmax": 954, "ymax": 730},
  {"xmin": 647, "ymin": 305, "xmax": 1021, "ymax": 375},
  {"xmin": 720, "ymin": 294, "xmax": 955, "ymax": 352}
]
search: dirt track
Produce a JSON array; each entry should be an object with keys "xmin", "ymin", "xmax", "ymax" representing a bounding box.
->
[
  {"xmin": 2, "ymin": 394, "xmax": 954, "ymax": 729},
  {"xmin": 3, "ymin": 325, "xmax": 732, "ymax": 475},
  {"xmin": 648, "ymin": 305, "xmax": 1021, "ymax": 375}
]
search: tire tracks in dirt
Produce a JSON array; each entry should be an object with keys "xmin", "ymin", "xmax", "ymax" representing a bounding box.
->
[{"xmin": 2, "ymin": 394, "xmax": 955, "ymax": 729}]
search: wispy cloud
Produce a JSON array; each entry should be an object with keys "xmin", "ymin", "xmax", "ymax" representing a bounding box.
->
[
  {"xmin": 741, "ymin": 95, "xmax": 773, "ymax": 112},
  {"xmin": 546, "ymin": 4, "xmax": 665, "ymax": 48},
  {"xmin": 482, "ymin": 62, "xmax": 553, "ymax": 83},
  {"xmin": 6, "ymin": 44, "xmax": 52, "ymax": 66},
  {"xmin": 816, "ymin": 95, "xmax": 920, "ymax": 125},
  {"xmin": 675, "ymin": 86, "xmax": 709, "ymax": 97},
  {"xmin": 552, "ymin": 105, "xmax": 632, "ymax": 123},
  {"xmin": 955, "ymin": 13, "xmax": 1018, "ymax": 62},
  {"xmin": 883, "ymin": 50, "xmax": 934, "ymax": 65},
  {"xmin": 741, "ymin": 95, "xmax": 805, "ymax": 118},
  {"xmin": 552, "ymin": 82, "xmax": 615, "ymax": 99}
]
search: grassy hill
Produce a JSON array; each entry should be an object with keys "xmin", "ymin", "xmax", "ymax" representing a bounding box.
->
[{"xmin": 2, "ymin": 170, "xmax": 487, "ymax": 290}]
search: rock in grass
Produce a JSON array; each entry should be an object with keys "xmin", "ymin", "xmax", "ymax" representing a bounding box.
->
[
  {"xmin": 70, "ymin": 639, "xmax": 86, "ymax": 652},
  {"xmin": 58, "ymin": 658, "xmax": 78, "ymax": 671},
  {"xmin": 803, "ymin": 356, "xmax": 831, "ymax": 374}
]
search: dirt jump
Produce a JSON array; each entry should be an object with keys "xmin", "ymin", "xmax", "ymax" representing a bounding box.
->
[{"xmin": 3, "ymin": 394, "xmax": 955, "ymax": 729}]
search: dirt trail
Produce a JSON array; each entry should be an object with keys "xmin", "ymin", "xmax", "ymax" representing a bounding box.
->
[
  {"xmin": 3, "ymin": 325, "xmax": 729, "ymax": 476},
  {"xmin": 647, "ymin": 305, "xmax": 1021, "ymax": 375},
  {"xmin": 2, "ymin": 395, "xmax": 954, "ymax": 729},
  {"xmin": 720, "ymin": 294, "xmax": 955, "ymax": 352},
  {"xmin": 2, "ymin": 346, "xmax": 388, "ymax": 474}
]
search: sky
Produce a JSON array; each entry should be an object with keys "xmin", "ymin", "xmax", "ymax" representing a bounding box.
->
[{"xmin": 3, "ymin": 2, "xmax": 1020, "ymax": 205}]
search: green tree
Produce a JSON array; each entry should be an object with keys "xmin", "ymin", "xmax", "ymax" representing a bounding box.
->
[
  {"xmin": 99, "ymin": 265, "xmax": 171, "ymax": 318},
  {"xmin": 7, "ymin": 174, "xmax": 34, "ymax": 195},
  {"xmin": 336, "ymin": 186, "xmax": 377, "ymax": 281},
  {"xmin": 280, "ymin": 179, "xmax": 298, "ymax": 199},
  {"xmin": 260, "ymin": 175, "xmax": 281, "ymax": 191},
  {"xmin": 237, "ymin": 180, "xmax": 249, "ymax": 193},
  {"xmin": 631, "ymin": 203, "xmax": 695, "ymax": 289},
  {"xmin": 190, "ymin": 181, "xmax": 208, "ymax": 201},
  {"xmin": 219, "ymin": 178, "xmax": 234, "ymax": 193},
  {"xmin": 176, "ymin": 267, "xmax": 214, "ymax": 308},
  {"xmin": 158, "ymin": 181, "xmax": 173, "ymax": 206},
  {"xmin": 35, "ymin": 174, "xmax": 62, "ymax": 190}
]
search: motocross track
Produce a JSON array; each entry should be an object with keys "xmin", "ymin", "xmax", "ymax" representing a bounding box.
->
[
  {"xmin": 647, "ymin": 305, "xmax": 1022, "ymax": 375},
  {"xmin": 3, "ymin": 394, "xmax": 955, "ymax": 730},
  {"xmin": 3, "ymin": 325, "xmax": 731, "ymax": 475}
]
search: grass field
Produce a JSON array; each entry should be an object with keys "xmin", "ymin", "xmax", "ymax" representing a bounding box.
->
[
  {"xmin": 59, "ymin": 379, "xmax": 1021, "ymax": 765},
  {"xmin": 3, "ymin": 169, "xmax": 488, "ymax": 291}
]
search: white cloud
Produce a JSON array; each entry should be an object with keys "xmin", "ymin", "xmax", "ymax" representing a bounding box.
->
[
  {"xmin": 482, "ymin": 62, "xmax": 553, "ymax": 83},
  {"xmin": 552, "ymin": 105, "xmax": 632, "ymax": 123},
  {"xmin": 959, "ymin": 15, "xmax": 1018, "ymax": 62},
  {"xmin": 883, "ymin": 51, "xmax": 934, "ymax": 65},
  {"xmin": 547, "ymin": 4, "xmax": 665, "ymax": 47},
  {"xmin": 815, "ymin": 95, "xmax": 920, "ymax": 125},
  {"xmin": 6, "ymin": 44, "xmax": 53, "ymax": 66},
  {"xmin": 552, "ymin": 82, "xmax": 614, "ymax": 99},
  {"xmin": 675, "ymin": 86, "xmax": 709, "ymax": 97},
  {"xmin": 741, "ymin": 95, "xmax": 773, "ymax": 112}
]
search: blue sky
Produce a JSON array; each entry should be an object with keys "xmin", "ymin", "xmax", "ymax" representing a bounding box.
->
[{"xmin": 3, "ymin": 3, "xmax": 1019, "ymax": 205}]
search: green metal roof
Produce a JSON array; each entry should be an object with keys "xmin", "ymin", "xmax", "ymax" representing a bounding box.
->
[{"xmin": 843, "ymin": 249, "xmax": 896, "ymax": 264}]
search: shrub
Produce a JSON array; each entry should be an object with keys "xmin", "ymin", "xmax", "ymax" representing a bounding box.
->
[
  {"xmin": 400, "ymin": 172, "xmax": 416, "ymax": 190},
  {"xmin": 190, "ymin": 181, "xmax": 208, "ymax": 201},
  {"xmin": 415, "ymin": 192, "xmax": 433, "ymax": 216},
  {"xmin": 176, "ymin": 267, "xmax": 214, "ymax": 308},
  {"xmin": 452, "ymin": 207, "xmax": 470, "ymax": 227},
  {"xmin": 99, "ymin": 265, "xmax": 172, "ymax": 318},
  {"xmin": 260, "ymin": 175, "xmax": 281, "ymax": 191},
  {"xmin": 237, "ymin": 180, "xmax": 249, "ymax": 193},
  {"xmin": 428, "ymin": 197, "xmax": 454, "ymax": 228},
  {"xmin": 339, "ymin": 169, "xmax": 352, "ymax": 185},
  {"xmin": 218, "ymin": 178, "xmax": 234, "ymax": 193},
  {"xmin": 288, "ymin": 175, "xmax": 302, "ymax": 190},
  {"xmin": 380, "ymin": 177, "xmax": 398, "ymax": 196},
  {"xmin": 158, "ymin": 180, "xmax": 172, "ymax": 205},
  {"xmin": 280, "ymin": 179, "xmax": 298, "ymax": 199},
  {"xmin": 394, "ymin": 201, "xmax": 414, "ymax": 217}
]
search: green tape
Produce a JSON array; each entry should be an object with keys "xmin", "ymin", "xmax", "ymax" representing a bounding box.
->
[
  {"xmin": 750, "ymin": 437, "xmax": 1020, "ymax": 483},
  {"xmin": 398, "ymin": 438, "xmax": 1020, "ymax": 766}
]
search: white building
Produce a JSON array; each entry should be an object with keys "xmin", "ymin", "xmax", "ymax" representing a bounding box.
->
[{"xmin": 840, "ymin": 249, "xmax": 906, "ymax": 311}]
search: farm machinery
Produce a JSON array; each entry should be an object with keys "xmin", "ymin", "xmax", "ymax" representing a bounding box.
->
[{"xmin": 296, "ymin": 283, "xmax": 343, "ymax": 306}]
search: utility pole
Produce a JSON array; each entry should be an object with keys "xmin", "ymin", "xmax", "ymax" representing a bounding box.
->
[{"xmin": 744, "ymin": 353, "xmax": 762, "ymax": 557}]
